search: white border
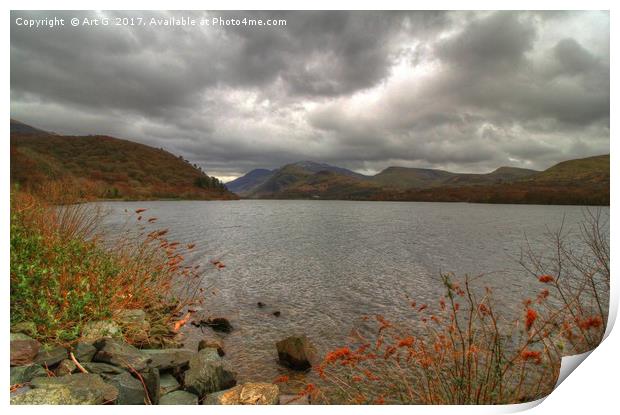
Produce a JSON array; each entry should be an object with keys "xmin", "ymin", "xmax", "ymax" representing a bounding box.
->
[{"xmin": 4, "ymin": 1, "xmax": 617, "ymax": 413}]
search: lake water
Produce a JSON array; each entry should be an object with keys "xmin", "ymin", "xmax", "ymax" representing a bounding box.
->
[{"xmin": 95, "ymin": 200, "xmax": 609, "ymax": 384}]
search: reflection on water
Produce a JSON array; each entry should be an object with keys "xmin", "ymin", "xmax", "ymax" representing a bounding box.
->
[{"xmin": 95, "ymin": 200, "xmax": 608, "ymax": 384}]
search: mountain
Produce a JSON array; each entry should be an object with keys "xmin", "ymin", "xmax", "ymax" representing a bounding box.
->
[
  {"xmin": 10, "ymin": 120, "xmax": 238, "ymax": 201},
  {"xmin": 225, "ymin": 168, "xmax": 273, "ymax": 194},
  {"xmin": 228, "ymin": 155, "xmax": 608, "ymax": 205}
]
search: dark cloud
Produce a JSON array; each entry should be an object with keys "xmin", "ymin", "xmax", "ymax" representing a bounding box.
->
[{"xmin": 10, "ymin": 10, "xmax": 609, "ymax": 179}]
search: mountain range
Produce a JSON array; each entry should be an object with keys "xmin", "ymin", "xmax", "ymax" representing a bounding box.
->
[{"xmin": 227, "ymin": 156, "xmax": 609, "ymax": 205}]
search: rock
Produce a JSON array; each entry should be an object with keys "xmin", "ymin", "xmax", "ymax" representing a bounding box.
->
[
  {"xmin": 273, "ymin": 311, "xmax": 281, "ymax": 317},
  {"xmin": 139, "ymin": 367, "xmax": 161, "ymax": 404},
  {"xmin": 204, "ymin": 384, "xmax": 279, "ymax": 405},
  {"xmin": 203, "ymin": 385, "xmax": 243, "ymax": 405},
  {"xmin": 81, "ymin": 362, "xmax": 127, "ymax": 377},
  {"xmin": 202, "ymin": 317, "xmax": 233, "ymax": 333},
  {"xmin": 55, "ymin": 359, "xmax": 77, "ymax": 376},
  {"xmin": 198, "ymin": 339, "xmax": 225, "ymax": 357},
  {"xmin": 141, "ymin": 348, "xmax": 193, "ymax": 370},
  {"xmin": 106, "ymin": 372, "xmax": 147, "ymax": 404},
  {"xmin": 160, "ymin": 390, "xmax": 199, "ymax": 405},
  {"xmin": 10, "ymin": 332, "xmax": 34, "ymax": 341},
  {"xmin": 280, "ymin": 394, "xmax": 311, "ymax": 405},
  {"xmin": 34, "ymin": 345, "xmax": 68, "ymax": 367},
  {"xmin": 11, "ymin": 322, "xmax": 38, "ymax": 337},
  {"xmin": 81, "ymin": 320, "xmax": 122, "ymax": 342},
  {"xmin": 10, "ymin": 364, "xmax": 47, "ymax": 385},
  {"xmin": 239, "ymin": 383, "xmax": 280, "ymax": 405},
  {"xmin": 93, "ymin": 338, "xmax": 150, "ymax": 371},
  {"xmin": 257, "ymin": 302, "xmax": 265, "ymax": 308},
  {"xmin": 11, "ymin": 337, "xmax": 41, "ymax": 366},
  {"xmin": 115, "ymin": 309, "xmax": 150, "ymax": 343},
  {"xmin": 183, "ymin": 348, "xmax": 236, "ymax": 397},
  {"xmin": 73, "ymin": 342, "xmax": 97, "ymax": 362},
  {"xmin": 276, "ymin": 335, "xmax": 317, "ymax": 370},
  {"xmin": 11, "ymin": 388, "xmax": 106, "ymax": 405},
  {"xmin": 160, "ymin": 373, "xmax": 181, "ymax": 395},
  {"xmin": 12, "ymin": 373, "xmax": 119, "ymax": 404}
]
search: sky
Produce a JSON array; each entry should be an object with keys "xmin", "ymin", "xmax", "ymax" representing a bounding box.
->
[{"xmin": 11, "ymin": 10, "xmax": 610, "ymax": 181}]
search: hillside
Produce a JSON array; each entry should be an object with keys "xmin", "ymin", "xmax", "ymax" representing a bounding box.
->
[
  {"xmin": 10, "ymin": 121, "xmax": 238, "ymax": 201},
  {"xmin": 228, "ymin": 155, "xmax": 609, "ymax": 205},
  {"xmin": 225, "ymin": 168, "xmax": 273, "ymax": 194}
]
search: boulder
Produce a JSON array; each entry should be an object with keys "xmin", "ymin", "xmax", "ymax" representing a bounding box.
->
[
  {"xmin": 160, "ymin": 390, "xmax": 199, "ymax": 405},
  {"xmin": 139, "ymin": 367, "xmax": 161, "ymax": 404},
  {"xmin": 183, "ymin": 348, "xmax": 236, "ymax": 397},
  {"xmin": 93, "ymin": 338, "xmax": 150, "ymax": 371},
  {"xmin": 73, "ymin": 342, "xmax": 97, "ymax": 362},
  {"xmin": 115, "ymin": 309, "xmax": 151, "ymax": 343},
  {"xmin": 81, "ymin": 362, "xmax": 127, "ymax": 377},
  {"xmin": 106, "ymin": 372, "xmax": 147, "ymax": 404},
  {"xmin": 203, "ymin": 385, "xmax": 243, "ymax": 405},
  {"xmin": 11, "ymin": 322, "xmax": 38, "ymax": 337},
  {"xmin": 141, "ymin": 348, "xmax": 193, "ymax": 370},
  {"xmin": 239, "ymin": 383, "xmax": 280, "ymax": 405},
  {"xmin": 198, "ymin": 339, "xmax": 225, "ymax": 357},
  {"xmin": 276, "ymin": 335, "xmax": 317, "ymax": 370},
  {"xmin": 204, "ymin": 383, "xmax": 279, "ymax": 405},
  {"xmin": 10, "ymin": 336, "xmax": 41, "ymax": 366},
  {"xmin": 160, "ymin": 373, "xmax": 181, "ymax": 395},
  {"xmin": 81, "ymin": 320, "xmax": 122, "ymax": 342},
  {"xmin": 10, "ymin": 364, "xmax": 47, "ymax": 385},
  {"xmin": 55, "ymin": 359, "xmax": 77, "ymax": 376},
  {"xmin": 34, "ymin": 345, "xmax": 68, "ymax": 367},
  {"xmin": 12, "ymin": 373, "xmax": 119, "ymax": 404}
]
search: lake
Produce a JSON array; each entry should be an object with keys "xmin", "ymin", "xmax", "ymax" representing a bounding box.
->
[{"xmin": 95, "ymin": 200, "xmax": 609, "ymax": 384}]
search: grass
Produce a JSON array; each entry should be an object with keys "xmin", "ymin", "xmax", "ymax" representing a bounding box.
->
[{"xmin": 10, "ymin": 184, "xmax": 205, "ymax": 345}]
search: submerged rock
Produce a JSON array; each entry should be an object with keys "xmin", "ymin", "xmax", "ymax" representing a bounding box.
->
[
  {"xmin": 272, "ymin": 311, "xmax": 281, "ymax": 317},
  {"xmin": 141, "ymin": 348, "xmax": 193, "ymax": 370},
  {"xmin": 183, "ymin": 348, "xmax": 236, "ymax": 397},
  {"xmin": 276, "ymin": 335, "xmax": 317, "ymax": 370},
  {"xmin": 160, "ymin": 390, "xmax": 199, "ymax": 405},
  {"xmin": 10, "ymin": 336, "xmax": 41, "ymax": 366},
  {"xmin": 202, "ymin": 317, "xmax": 233, "ymax": 333},
  {"xmin": 10, "ymin": 364, "xmax": 47, "ymax": 385},
  {"xmin": 257, "ymin": 302, "xmax": 265, "ymax": 308},
  {"xmin": 93, "ymin": 338, "xmax": 150, "ymax": 371},
  {"xmin": 34, "ymin": 345, "xmax": 68, "ymax": 367},
  {"xmin": 106, "ymin": 372, "xmax": 147, "ymax": 405}
]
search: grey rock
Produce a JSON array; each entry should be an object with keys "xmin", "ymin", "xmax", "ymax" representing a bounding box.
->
[
  {"xmin": 203, "ymin": 385, "xmax": 243, "ymax": 405},
  {"xmin": 139, "ymin": 367, "xmax": 160, "ymax": 404},
  {"xmin": 73, "ymin": 342, "xmax": 97, "ymax": 362},
  {"xmin": 55, "ymin": 359, "xmax": 77, "ymax": 376},
  {"xmin": 183, "ymin": 348, "xmax": 236, "ymax": 397},
  {"xmin": 115, "ymin": 309, "xmax": 150, "ymax": 343},
  {"xmin": 160, "ymin": 373, "xmax": 181, "ymax": 395},
  {"xmin": 11, "ymin": 322, "xmax": 38, "ymax": 337},
  {"xmin": 10, "ymin": 364, "xmax": 47, "ymax": 385},
  {"xmin": 93, "ymin": 338, "xmax": 150, "ymax": 371},
  {"xmin": 160, "ymin": 390, "xmax": 199, "ymax": 405},
  {"xmin": 10, "ymin": 337, "xmax": 41, "ymax": 366},
  {"xmin": 198, "ymin": 339, "xmax": 225, "ymax": 356},
  {"xmin": 13, "ymin": 373, "xmax": 119, "ymax": 404},
  {"xmin": 204, "ymin": 383, "xmax": 279, "ymax": 405},
  {"xmin": 141, "ymin": 348, "xmax": 193, "ymax": 370},
  {"xmin": 276, "ymin": 335, "xmax": 317, "ymax": 370},
  {"xmin": 107, "ymin": 372, "xmax": 147, "ymax": 404},
  {"xmin": 81, "ymin": 320, "xmax": 122, "ymax": 342},
  {"xmin": 10, "ymin": 332, "xmax": 34, "ymax": 341},
  {"xmin": 34, "ymin": 345, "xmax": 68, "ymax": 367},
  {"xmin": 81, "ymin": 362, "xmax": 127, "ymax": 377}
]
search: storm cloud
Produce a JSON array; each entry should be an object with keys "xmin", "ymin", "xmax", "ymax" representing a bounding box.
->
[{"xmin": 10, "ymin": 10, "xmax": 609, "ymax": 180}]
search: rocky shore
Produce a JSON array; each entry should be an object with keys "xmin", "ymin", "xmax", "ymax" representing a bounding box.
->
[{"xmin": 10, "ymin": 311, "xmax": 316, "ymax": 405}]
